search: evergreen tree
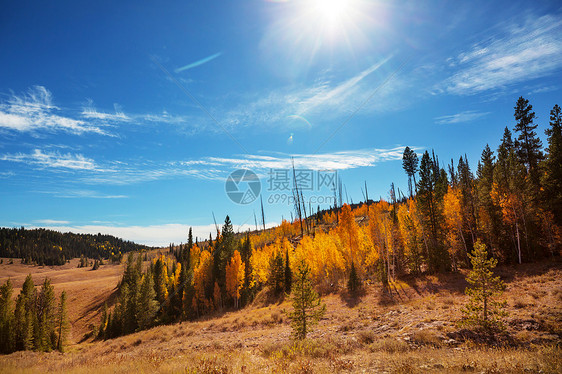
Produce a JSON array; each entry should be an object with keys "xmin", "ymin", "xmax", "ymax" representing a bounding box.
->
[
  {"xmin": 56, "ymin": 291, "xmax": 69, "ymax": 352},
  {"xmin": 137, "ymin": 271, "xmax": 158, "ymax": 330},
  {"xmin": 461, "ymin": 240, "xmax": 507, "ymax": 331},
  {"xmin": 513, "ymin": 96, "xmax": 543, "ymax": 188},
  {"xmin": 287, "ymin": 260, "xmax": 326, "ymax": 340},
  {"xmin": 417, "ymin": 151, "xmax": 449, "ymax": 272},
  {"xmin": 98, "ymin": 302, "xmax": 108, "ymax": 339},
  {"xmin": 213, "ymin": 216, "xmax": 235, "ymax": 296},
  {"xmin": 35, "ymin": 277, "xmax": 56, "ymax": 351},
  {"xmin": 542, "ymin": 104, "xmax": 562, "ymax": 225},
  {"xmin": 347, "ymin": 261, "xmax": 360, "ymax": 295},
  {"xmin": 14, "ymin": 274, "xmax": 35, "ymax": 351},
  {"xmin": 269, "ymin": 251, "xmax": 285, "ymax": 295},
  {"xmin": 284, "ymin": 249, "xmax": 292, "ymax": 294},
  {"xmin": 402, "ymin": 146, "xmax": 419, "ymax": 197},
  {"xmin": 240, "ymin": 234, "xmax": 254, "ymax": 306},
  {"xmin": 0, "ymin": 279, "xmax": 15, "ymax": 353}
]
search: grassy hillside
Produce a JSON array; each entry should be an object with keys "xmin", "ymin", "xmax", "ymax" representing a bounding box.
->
[{"xmin": 0, "ymin": 258, "xmax": 560, "ymax": 373}]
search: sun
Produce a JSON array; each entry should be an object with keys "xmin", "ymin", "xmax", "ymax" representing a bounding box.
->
[
  {"xmin": 296, "ymin": 0, "xmax": 362, "ymax": 40},
  {"xmin": 313, "ymin": 0, "xmax": 351, "ymax": 26}
]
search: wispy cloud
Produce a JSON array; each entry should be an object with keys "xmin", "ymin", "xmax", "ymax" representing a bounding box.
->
[
  {"xmin": 0, "ymin": 86, "xmax": 110, "ymax": 135},
  {"xmin": 1, "ymin": 146, "xmax": 419, "ymax": 185},
  {"xmin": 1, "ymin": 149, "xmax": 98, "ymax": 170},
  {"xmin": 193, "ymin": 146, "xmax": 411, "ymax": 172},
  {"xmin": 34, "ymin": 219, "xmax": 70, "ymax": 225},
  {"xmin": 439, "ymin": 14, "xmax": 562, "ymax": 95},
  {"xmin": 81, "ymin": 100, "xmax": 131, "ymax": 122},
  {"xmin": 37, "ymin": 189, "xmax": 128, "ymax": 199},
  {"xmin": 435, "ymin": 110, "xmax": 490, "ymax": 125},
  {"xmin": 218, "ymin": 56, "xmax": 409, "ymax": 130}
]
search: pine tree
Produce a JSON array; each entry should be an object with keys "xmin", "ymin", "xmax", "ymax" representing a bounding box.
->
[
  {"xmin": 284, "ymin": 249, "xmax": 292, "ymax": 294},
  {"xmin": 35, "ymin": 277, "xmax": 56, "ymax": 351},
  {"xmin": 461, "ymin": 240, "xmax": 507, "ymax": 331},
  {"xmin": 402, "ymin": 147, "xmax": 418, "ymax": 197},
  {"xmin": 347, "ymin": 261, "xmax": 360, "ymax": 295},
  {"xmin": 402, "ymin": 146, "xmax": 419, "ymax": 197},
  {"xmin": 56, "ymin": 291, "xmax": 69, "ymax": 352},
  {"xmin": 137, "ymin": 271, "xmax": 158, "ymax": 330},
  {"xmin": 417, "ymin": 151, "xmax": 448, "ymax": 272},
  {"xmin": 14, "ymin": 274, "xmax": 35, "ymax": 351},
  {"xmin": 0, "ymin": 279, "xmax": 15, "ymax": 353},
  {"xmin": 98, "ymin": 302, "xmax": 108, "ymax": 339},
  {"xmin": 269, "ymin": 251, "xmax": 285, "ymax": 295},
  {"xmin": 513, "ymin": 96, "xmax": 543, "ymax": 189},
  {"xmin": 287, "ymin": 260, "xmax": 326, "ymax": 340},
  {"xmin": 542, "ymin": 104, "xmax": 562, "ymax": 225}
]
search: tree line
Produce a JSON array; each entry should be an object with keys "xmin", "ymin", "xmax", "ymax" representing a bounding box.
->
[
  {"xmin": 0, "ymin": 276, "xmax": 69, "ymax": 354},
  {"xmin": 97, "ymin": 96, "xmax": 560, "ymax": 340},
  {"xmin": 0, "ymin": 227, "xmax": 150, "ymax": 265}
]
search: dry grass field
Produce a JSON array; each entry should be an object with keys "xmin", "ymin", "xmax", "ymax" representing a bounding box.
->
[{"xmin": 0, "ymin": 257, "xmax": 561, "ymax": 373}]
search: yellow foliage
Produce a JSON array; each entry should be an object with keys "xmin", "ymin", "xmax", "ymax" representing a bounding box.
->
[{"xmin": 226, "ymin": 250, "xmax": 245, "ymax": 308}]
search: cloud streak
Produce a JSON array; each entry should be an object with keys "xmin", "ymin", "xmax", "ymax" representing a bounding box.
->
[
  {"xmin": 435, "ymin": 110, "xmax": 490, "ymax": 125},
  {"xmin": 1, "ymin": 146, "xmax": 417, "ymax": 185},
  {"xmin": 1, "ymin": 149, "xmax": 98, "ymax": 170},
  {"xmin": 439, "ymin": 14, "xmax": 562, "ymax": 95}
]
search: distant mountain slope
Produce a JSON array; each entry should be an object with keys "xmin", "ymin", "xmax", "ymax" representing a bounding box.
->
[{"xmin": 0, "ymin": 227, "xmax": 150, "ymax": 265}]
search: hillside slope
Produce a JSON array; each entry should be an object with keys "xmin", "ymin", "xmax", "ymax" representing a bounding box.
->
[{"xmin": 0, "ymin": 259, "xmax": 560, "ymax": 373}]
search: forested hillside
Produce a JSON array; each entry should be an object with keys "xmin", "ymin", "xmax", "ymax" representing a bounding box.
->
[
  {"xmin": 0, "ymin": 227, "xmax": 150, "ymax": 265},
  {"xmin": 96, "ymin": 97, "xmax": 562, "ymax": 340}
]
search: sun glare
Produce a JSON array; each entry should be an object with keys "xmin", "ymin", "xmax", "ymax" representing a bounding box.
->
[
  {"xmin": 315, "ymin": 0, "xmax": 350, "ymax": 24},
  {"xmin": 298, "ymin": 0, "xmax": 362, "ymax": 40}
]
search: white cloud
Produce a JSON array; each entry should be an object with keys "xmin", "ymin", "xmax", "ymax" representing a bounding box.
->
[
  {"xmin": 200, "ymin": 147, "xmax": 410, "ymax": 172},
  {"xmin": 435, "ymin": 110, "xmax": 490, "ymax": 125},
  {"xmin": 219, "ymin": 56, "xmax": 409, "ymax": 130},
  {"xmin": 1, "ymin": 146, "xmax": 417, "ymax": 185},
  {"xmin": 37, "ymin": 189, "xmax": 128, "ymax": 199},
  {"xmin": 1, "ymin": 149, "xmax": 97, "ymax": 170},
  {"xmin": 0, "ymin": 86, "xmax": 110, "ymax": 135},
  {"xmin": 34, "ymin": 219, "xmax": 70, "ymax": 225},
  {"xmin": 81, "ymin": 100, "xmax": 131, "ymax": 122},
  {"xmin": 30, "ymin": 222, "xmax": 278, "ymax": 247},
  {"xmin": 440, "ymin": 14, "xmax": 562, "ymax": 95}
]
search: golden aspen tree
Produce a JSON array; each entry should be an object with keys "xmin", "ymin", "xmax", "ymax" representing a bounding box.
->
[
  {"xmin": 443, "ymin": 186, "xmax": 468, "ymax": 270},
  {"xmin": 226, "ymin": 250, "xmax": 245, "ymax": 308}
]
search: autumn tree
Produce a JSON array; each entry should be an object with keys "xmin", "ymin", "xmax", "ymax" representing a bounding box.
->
[
  {"xmin": 226, "ymin": 250, "xmax": 245, "ymax": 308},
  {"xmin": 461, "ymin": 240, "xmax": 507, "ymax": 331},
  {"xmin": 443, "ymin": 186, "xmax": 467, "ymax": 269},
  {"xmin": 287, "ymin": 260, "xmax": 326, "ymax": 340}
]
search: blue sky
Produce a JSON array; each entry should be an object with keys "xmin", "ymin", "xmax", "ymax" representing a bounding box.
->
[{"xmin": 1, "ymin": 0, "xmax": 561, "ymax": 246}]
